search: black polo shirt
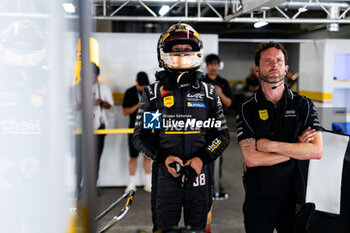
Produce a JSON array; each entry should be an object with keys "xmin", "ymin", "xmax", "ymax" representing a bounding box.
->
[
  {"xmin": 203, "ymin": 75, "xmax": 233, "ymax": 108},
  {"xmin": 123, "ymin": 86, "xmax": 142, "ymax": 128},
  {"xmin": 236, "ymin": 85, "xmax": 322, "ymax": 199}
]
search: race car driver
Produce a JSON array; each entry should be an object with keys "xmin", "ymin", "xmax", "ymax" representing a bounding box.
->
[{"xmin": 132, "ymin": 23, "xmax": 230, "ymax": 232}]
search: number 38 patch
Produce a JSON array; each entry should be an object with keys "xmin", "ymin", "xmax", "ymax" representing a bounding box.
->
[{"xmin": 193, "ymin": 173, "xmax": 206, "ymax": 187}]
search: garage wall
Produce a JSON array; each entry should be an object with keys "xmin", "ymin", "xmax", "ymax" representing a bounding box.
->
[
  {"xmin": 218, "ymin": 42, "xmax": 300, "ymax": 82},
  {"xmin": 219, "ymin": 42, "xmax": 256, "ymax": 81}
]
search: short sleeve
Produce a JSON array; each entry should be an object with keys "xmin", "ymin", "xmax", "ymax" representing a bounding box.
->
[
  {"xmin": 236, "ymin": 101, "xmax": 255, "ymax": 142},
  {"xmin": 222, "ymin": 79, "xmax": 233, "ymax": 100},
  {"xmin": 122, "ymin": 88, "xmax": 135, "ymax": 108},
  {"xmin": 102, "ymin": 84, "xmax": 114, "ymax": 106},
  {"xmin": 304, "ymin": 98, "xmax": 322, "ymax": 131}
]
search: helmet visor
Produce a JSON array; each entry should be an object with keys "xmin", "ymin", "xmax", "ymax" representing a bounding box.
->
[
  {"xmin": 163, "ymin": 30, "xmax": 201, "ymax": 52},
  {"xmin": 163, "ymin": 51, "xmax": 202, "ymax": 70}
]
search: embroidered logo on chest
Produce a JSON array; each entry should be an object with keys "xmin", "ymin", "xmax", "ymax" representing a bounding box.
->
[
  {"xmin": 187, "ymin": 93, "xmax": 204, "ymax": 102},
  {"xmin": 163, "ymin": 96, "xmax": 174, "ymax": 108},
  {"xmin": 284, "ymin": 110, "xmax": 296, "ymax": 117},
  {"xmin": 187, "ymin": 102, "xmax": 206, "ymax": 108},
  {"xmin": 259, "ymin": 109, "xmax": 269, "ymax": 121}
]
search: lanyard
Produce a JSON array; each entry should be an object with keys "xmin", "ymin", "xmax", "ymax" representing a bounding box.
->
[{"xmin": 137, "ymin": 91, "xmax": 141, "ymax": 101}]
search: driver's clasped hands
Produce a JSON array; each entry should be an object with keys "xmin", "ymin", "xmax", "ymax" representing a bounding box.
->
[{"xmin": 165, "ymin": 155, "xmax": 203, "ymax": 180}]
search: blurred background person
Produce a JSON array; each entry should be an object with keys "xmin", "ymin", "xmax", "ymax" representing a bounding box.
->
[
  {"xmin": 244, "ymin": 68, "xmax": 260, "ymax": 92},
  {"xmin": 72, "ymin": 62, "xmax": 113, "ymax": 194},
  {"xmin": 286, "ymin": 70, "xmax": 299, "ymax": 92},
  {"xmin": 203, "ymin": 54, "xmax": 233, "ymax": 114},
  {"xmin": 123, "ymin": 71, "xmax": 151, "ymax": 193}
]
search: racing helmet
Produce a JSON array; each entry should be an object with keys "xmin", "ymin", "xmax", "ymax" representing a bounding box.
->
[
  {"xmin": 0, "ymin": 19, "xmax": 47, "ymax": 67},
  {"xmin": 157, "ymin": 23, "xmax": 203, "ymax": 72}
]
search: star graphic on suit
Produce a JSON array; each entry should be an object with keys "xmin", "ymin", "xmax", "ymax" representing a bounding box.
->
[{"xmin": 151, "ymin": 110, "xmax": 161, "ymax": 122}]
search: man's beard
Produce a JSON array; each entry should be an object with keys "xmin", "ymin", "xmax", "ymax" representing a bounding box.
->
[{"xmin": 259, "ymin": 70, "xmax": 284, "ymax": 84}]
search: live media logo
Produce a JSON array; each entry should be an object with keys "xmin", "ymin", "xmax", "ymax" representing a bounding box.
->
[{"xmin": 143, "ymin": 110, "xmax": 161, "ymax": 129}]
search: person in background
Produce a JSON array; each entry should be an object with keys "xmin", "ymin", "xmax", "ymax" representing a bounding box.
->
[
  {"xmin": 203, "ymin": 54, "xmax": 233, "ymax": 113},
  {"xmin": 236, "ymin": 41, "xmax": 323, "ymax": 233},
  {"xmin": 72, "ymin": 62, "xmax": 114, "ymax": 193},
  {"xmin": 123, "ymin": 71, "xmax": 152, "ymax": 193},
  {"xmin": 286, "ymin": 70, "xmax": 299, "ymax": 92},
  {"xmin": 244, "ymin": 68, "xmax": 260, "ymax": 92}
]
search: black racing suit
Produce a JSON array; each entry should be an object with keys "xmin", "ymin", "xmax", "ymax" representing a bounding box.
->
[{"xmin": 133, "ymin": 70, "xmax": 230, "ymax": 231}]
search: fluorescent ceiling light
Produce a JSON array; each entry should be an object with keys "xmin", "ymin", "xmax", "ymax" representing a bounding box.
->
[
  {"xmin": 298, "ymin": 7, "xmax": 308, "ymax": 13},
  {"xmin": 63, "ymin": 3, "xmax": 75, "ymax": 13},
  {"xmin": 254, "ymin": 21, "xmax": 268, "ymax": 28},
  {"xmin": 159, "ymin": 5, "xmax": 170, "ymax": 16}
]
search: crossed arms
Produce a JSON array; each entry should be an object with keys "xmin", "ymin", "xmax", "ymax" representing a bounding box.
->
[{"xmin": 239, "ymin": 127, "xmax": 323, "ymax": 168}]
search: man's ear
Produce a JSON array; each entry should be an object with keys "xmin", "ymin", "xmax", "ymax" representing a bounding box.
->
[
  {"xmin": 254, "ymin": 66, "xmax": 259, "ymax": 74},
  {"xmin": 285, "ymin": 65, "xmax": 289, "ymax": 74}
]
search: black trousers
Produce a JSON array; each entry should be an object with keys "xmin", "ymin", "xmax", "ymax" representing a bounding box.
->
[
  {"xmin": 153, "ymin": 163, "xmax": 209, "ymax": 232},
  {"xmin": 151, "ymin": 162, "xmax": 159, "ymax": 233},
  {"xmin": 243, "ymin": 196, "xmax": 295, "ymax": 233},
  {"xmin": 75, "ymin": 133, "xmax": 106, "ymax": 193},
  {"xmin": 95, "ymin": 133, "xmax": 105, "ymax": 180}
]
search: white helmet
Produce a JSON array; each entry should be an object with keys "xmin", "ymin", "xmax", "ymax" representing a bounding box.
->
[
  {"xmin": 157, "ymin": 23, "xmax": 203, "ymax": 72},
  {"xmin": 0, "ymin": 20, "xmax": 47, "ymax": 67}
]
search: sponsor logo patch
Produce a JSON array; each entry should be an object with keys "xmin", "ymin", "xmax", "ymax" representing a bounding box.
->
[
  {"xmin": 284, "ymin": 109, "xmax": 296, "ymax": 117},
  {"xmin": 259, "ymin": 109, "xmax": 269, "ymax": 120},
  {"xmin": 208, "ymin": 138, "xmax": 222, "ymax": 152},
  {"xmin": 187, "ymin": 93, "xmax": 204, "ymax": 99},
  {"xmin": 187, "ymin": 102, "xmax": 206, "ymax": 108},
  {"xmin": 163, "ymin": 96, "xmax": 174, "ymax": 108}
]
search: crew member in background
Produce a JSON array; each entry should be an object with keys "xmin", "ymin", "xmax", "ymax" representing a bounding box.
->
[
  {"xmin": 123, "ymin": 72, "xmax": 152, "ymax": 193},
  {"xmin": 203, "ymin": 54, "xmax": 233, "ymax": 113}
]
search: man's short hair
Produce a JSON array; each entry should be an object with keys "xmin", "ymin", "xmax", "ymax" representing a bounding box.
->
[
  {"xmin": 205, "ymin": 54, "xmax": 220, "ymax": 65},
  {"xmin": 91, "ymin": 62, "xmax": 100, "ymax": 76},
  {"xmin": 254, "ymin": 41, "xmax": 288, "ymax": 66},
  {"xmin": 136, "ymin": 71, "xmax": 149, "ymax": 86}
]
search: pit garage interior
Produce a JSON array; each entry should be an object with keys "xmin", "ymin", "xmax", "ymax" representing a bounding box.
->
[{"xmin": 0, "ymin": 0, "xmax": 350, "ymax": 233}]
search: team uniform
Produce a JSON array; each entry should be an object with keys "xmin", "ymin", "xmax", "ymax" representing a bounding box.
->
[
  {"xmin": 236, "ymin": 85, "xmax": 322, "ymax": 233},
  {"xmin": 133, "ymin": 70, "xmax": 230, "ymax": 231}
]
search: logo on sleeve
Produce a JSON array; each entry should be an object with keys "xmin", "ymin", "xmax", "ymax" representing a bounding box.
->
[
  {"xmin": 209, "ymin": 85, "xmax": 214, "ymax": 96},
  {"xmin": 217, "ymin": 96, "xmax": 222, "ymax": 107},
  {"xmin": 259, "ymin": 109, "xmax": 269, "ymax": 120},
  {"xmin": 208, "ymin": 138, "xmax": 222, "ymax": 152},
  {"xmin": 147, "ymin": 86, "xmax": 153, "ymax": 96},
  {"xmin": 143, "ymin": 110, "xmax": 161, "ymax": 129}
]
